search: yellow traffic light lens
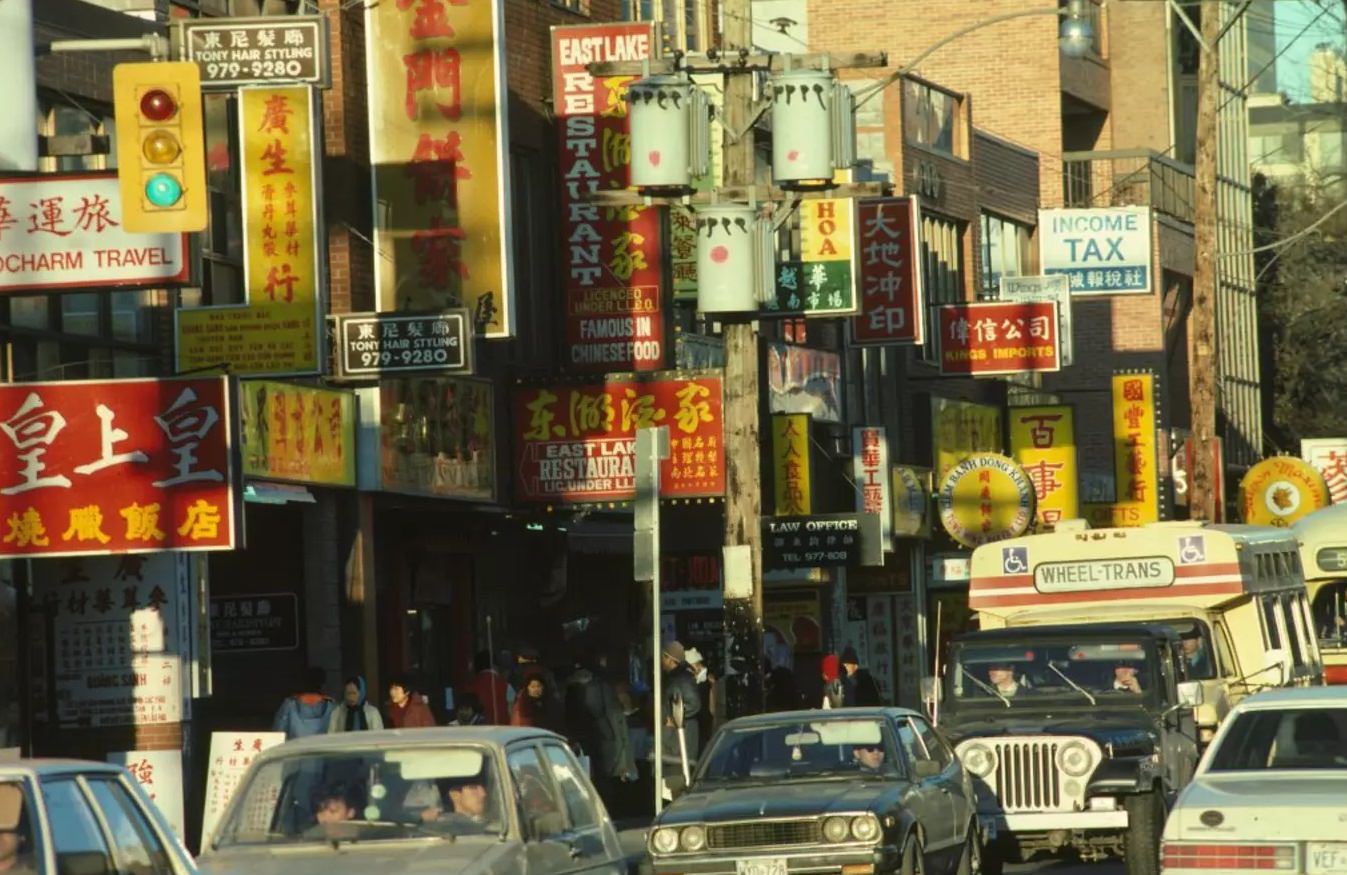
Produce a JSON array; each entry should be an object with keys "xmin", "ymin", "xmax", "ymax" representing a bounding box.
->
[
  {"xmin": 145, "ymin": 173, "xmax": 183, "ymax": 207},
  {"xmin": 142, "ymin": 130, "xmax": 180, "ymax": 164}
]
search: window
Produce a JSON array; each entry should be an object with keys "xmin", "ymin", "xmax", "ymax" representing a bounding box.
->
[
  {"xmin": 894, "ymin": 720, "xmax": 926, "ymax": 775},
  {"xmin": 508, "ymin": 746, "xmax": 565, "ymax": 840},
  {"xmin": 909, "ymin": 717, "xmax": 953, "ymax": 769},
  {"xmin": 1311, "ymin": 581, "xmax": 1346, "ymax": 645},
  {"xmin": 903, "ymin": 79, "xmax": 957, "ymax": 157},
  {"xmin": 542, "ymin": 744, "xmax": 598, "ymax": 830},
  {"xmin": 921, "ymin": 214, "xmax": 964, "ymax": 305},
  {"xmin": 201, "ymin": 92, "xmax": 244, "ymax": 306},
  {"xmin": 42, "ymin": 779, "xmax": 114, "ymax": 875},
  {"xmin": 1261, "ymin": 596, "xmax": 1284, "ymax": 650},
  {"xmin": 1208, "ymin": 708, "xmax": 1347, "ymax": 770},
  {"xmin": 980, "ymin": 213, "xmax": 1033, "ymax": 296},
  {"xmin": 1280, "ymin": 595, "xmax": 1308, "ymax": 669},
  {"xmin": 85, "ymin": 779, "xmax": 173, "ymax": 875}
]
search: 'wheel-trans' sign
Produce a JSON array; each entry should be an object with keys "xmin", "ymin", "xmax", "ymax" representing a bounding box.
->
[{"xmin": 1038, "ymin": 206, "xmax": 1152, "ymax": 296}]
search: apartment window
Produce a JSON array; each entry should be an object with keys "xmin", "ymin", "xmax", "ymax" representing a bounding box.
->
[
  {"xmin": 623, "ymin": 0, "xmax": 703, "ymax": 51},
  {"xmin": 921, "ymin": 214, "xmax": 965, "ymax": 304},
  {"xmin": 553, "ymin": 0, "xmax": 590, "ymax": 14},
  {"xmin": 980, "ymin": 213, "xmax": 1033, "ymax": 296},
  {"xmin": 903, "ymin": 79, "xmax": 957, "ymax": 157},
  {"xmin": 1311, "ymin": 130, "xmax": 1345, "ymax": 171}
]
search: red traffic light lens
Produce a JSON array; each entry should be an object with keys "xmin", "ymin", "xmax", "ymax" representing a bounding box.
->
[{"xmin": 140, "ymin": 88, "xmax": 177, "ymax": 122}]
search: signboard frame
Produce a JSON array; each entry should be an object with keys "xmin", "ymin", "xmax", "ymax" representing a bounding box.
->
[
  {"xmin": 332, "ymin": 310, "xmax": 474, "ymax": 378},
  {"xmin": 174, "ymin": 15, "xmax": 332, "ymax": 90}
]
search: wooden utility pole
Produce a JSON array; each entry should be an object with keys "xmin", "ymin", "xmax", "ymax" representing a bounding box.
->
[
  {"xmin": 1188, "ymin": 0, "xmax": 1221, "ymax": 522},
  {"xmin": 719, "ymin": 0, "xmax": 765, "ymax": 717}
]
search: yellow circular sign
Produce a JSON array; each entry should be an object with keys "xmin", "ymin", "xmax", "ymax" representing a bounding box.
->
[
  {"xmin": 1240, "ymin": 456, "xmax": 1330, "ymax": 527},
  {"xmin": 937, "ymin": 453, "xmax": 1036, "ymax": 548}
]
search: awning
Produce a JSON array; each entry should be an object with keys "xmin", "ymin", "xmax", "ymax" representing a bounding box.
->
[{"xmin": 244, "ymin": 481, "xmax": 316, "ymax": 505}]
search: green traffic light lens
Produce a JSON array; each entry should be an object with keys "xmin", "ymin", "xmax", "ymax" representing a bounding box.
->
[{"xmin": 145, "ymin": 173, "xmax": 183, "ymax": 207}]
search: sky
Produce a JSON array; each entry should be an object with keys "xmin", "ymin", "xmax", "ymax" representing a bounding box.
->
[{"xmin": 1256, "ymin": 0, "xmax": 1347, "ymax": 102}]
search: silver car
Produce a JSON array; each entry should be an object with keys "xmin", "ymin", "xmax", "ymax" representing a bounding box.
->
[{"xmin": 198, "ymin": 727, "xmax": 627, "ymax": 875}]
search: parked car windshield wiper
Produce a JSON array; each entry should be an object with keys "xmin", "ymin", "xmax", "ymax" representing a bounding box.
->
[
  {"xmin": 962, "ymin": 668, "xmax": 1012, "ymax": 707},
  {"xmin": 1047, "ymin": 663, "xmax": 1097, "ymax": 705}
]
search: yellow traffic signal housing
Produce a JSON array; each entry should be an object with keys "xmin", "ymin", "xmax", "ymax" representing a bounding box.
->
[{"xmin": 113, "ymin": 61, "xmax": 207, "ymax": 234}]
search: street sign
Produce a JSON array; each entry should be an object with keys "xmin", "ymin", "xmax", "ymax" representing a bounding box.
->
[
  {"xmin": 762, "ymin": 513, "xmax": 883, "ymax": 569},
  {"xmin": 175, "ymin": 16, "xmax": 331, "ymax": 89},
  {"xmin": 334, "ymin": 310, "xmax": 473, "ymax": 377}
]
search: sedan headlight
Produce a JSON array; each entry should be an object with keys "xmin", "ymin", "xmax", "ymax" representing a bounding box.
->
[
  {"xmin": 680, "ymin": 825, "xmax": 707, "ymax": 852},
  {"xmin": 1056, "ymin": 741, "xmax": 1094, "ymax": 777},
  {"xmin": 961, "ymin": 743, "xmax": 997, "ymax": 778},
  {"xmin": 651, "ymin": 827, "xmax": 680, "ymax": 855},
  {"xmin": 850, "ymin": 815, "xmax": 880, "ymax": 842},
  {"xmin": 822, "ymin": 816, "xmax": 850, "ymax": 843}
]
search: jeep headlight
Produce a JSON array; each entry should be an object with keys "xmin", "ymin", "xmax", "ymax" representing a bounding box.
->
[
  {"xmin": 961, "ymin": 743, "xmax": 997, "ymax": 778},
  {"xmin": 851, "ymin": 814, "xmax": 880, "ymax": 842},
  {"xmin": 652, "ymin": 827, "xmax": 680, "ymax": 855},
  {"xmin": 823, "ymin": 816, "xmax": 851, "ymax": 843},
  {"xmin": 680, "ymin": 825, "xmax": 706, "ymax": 852},
  {"xmin": 1056, "ymin": 741, "xmax": 1094, "ymax": 777}
]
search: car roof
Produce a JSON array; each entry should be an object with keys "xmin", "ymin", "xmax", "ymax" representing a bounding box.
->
[
  {"xmin": 254, "ymin": 726, "xmax": 564, "ymax": 759},
  {"xmin": 719, "ymin": 706, "xmax": 921, "ymax": 729},
  {"xmin": 1229, "ymin": 686, "xmax": 1347, "ymax": 710},
  {"xmin": 0, "ymin": 760, "xmax": 128, "ymax": 779},
  {"xmin": 953, "ymin": 622, "xmax": 1179, "ymax": 642}
]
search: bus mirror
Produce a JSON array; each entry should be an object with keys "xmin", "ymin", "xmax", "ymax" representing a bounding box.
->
[
  {"xmin": 1264, "ymin": 648, "xmax": 1290, "ymax": 685},
  {"xmin": 921, "ymin": 676, "xmax": 938, "ymax": 704},
  {"xmin": 1176, "ymin": 680, "xmax": 1204, "ymax": 709}
]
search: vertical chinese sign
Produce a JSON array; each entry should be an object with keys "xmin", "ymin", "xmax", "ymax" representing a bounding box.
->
[
  {"xmin": 1008, "ymin": 405, "xmax": 1080, "ymax": 528},
  {"xmin": 240, "ymin": 382, "xmax": 355, "ymax": 486},
  {"xmin": 852, "ymin": 426, "xmax": 892, "ymax": 548},
  {"xmin": 0, "ymin": 378, "xmax": 238, "ymax": 558},
  {"xmin": 1111, "ymin": 372, "xmax": 1159, "ymax": 525},
  {"xmin": 201, "ymin": 731, "xmax": 286, "ymax": 848},
  {"xmin": 852, "ymin": 197, "xmax": 923, "ymax": 345},
  {"xmin": 366, "ymin": 0, "xmax": 513, "ymax": 337},
  {"xmin": 770, "ymin": 198, "xmax": 858, "ymax": 315},
  {"xmin": 176, "ymin": 86, "xmax": 321, "ymax": 375},
  {"xmin": 512, "ymin": 374, "xmax": 724, "ymax": 503},
  {"xmin": 552, "ymin": 23, "xmax": 665, "ymax": 372},
  {"xmin": 771, "ymin": 414, "xmax": 811, "ymax": 516}
]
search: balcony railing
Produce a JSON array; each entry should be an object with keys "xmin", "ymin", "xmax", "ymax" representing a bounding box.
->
[{"xmin": 1061, "ymin": 148, "xmax": 1195, "ymax": 224}]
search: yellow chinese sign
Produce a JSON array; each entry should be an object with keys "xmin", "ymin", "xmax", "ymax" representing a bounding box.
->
[
  {"xmin": 932, "ymin": 397, "xmax": 1002, "ymax": 484},
  {"xmin": 772, "ymin": 414, "xmax": 811, "ymax": 516},
  {"xmin": 1111, "ymin": 372, "xmax": 1159, "ymax": 525},
  {"xmin": 1009, "ymin": 405, "xmax": 1079, "ymax": 528},
  {"xmin": 241, "ymin": 382, "xmax": 355, "ymax": 487},
  {"xmin": 936, "ymin": 453, "xmax": 1036, "ymax": 549},
  {"xmin": 367, "ymin": 0, "xmax": 513, "ymax": 337},
  {"xmin": 1240, "ymin": 457, "xmax": 1330, "ymax": 527}
]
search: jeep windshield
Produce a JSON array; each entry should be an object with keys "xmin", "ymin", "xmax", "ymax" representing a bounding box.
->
[
  {"xmin": 948, "ymin": 638, "xmax": 1160, "ymax": 708},
  {"xmin": 212, "ymin": 744, "xmax": 505, "ymax": 847},
  {"xmin": 697, "ymin": 717, "xmax": 901, "ymax": 782}
]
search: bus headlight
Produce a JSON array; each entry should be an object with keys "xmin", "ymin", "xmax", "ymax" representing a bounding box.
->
[
  {"xmin": 961, "ymin": 743, "xmax": 997, "ymax": 778},
  {"xmin": 1056, "ymin": 741, "xmax": 1094, "ymax": 777},
  {"xmin": 652, "ymin": 828, "xmax": 680, "ymax": 855}
]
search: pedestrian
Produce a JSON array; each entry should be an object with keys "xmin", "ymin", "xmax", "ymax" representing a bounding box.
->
[
  {"xmin": 466, "ymin": 650, "xmax": 511, "ymax": 724},
  {"xmin": 514, "ymin": 645, "xmax": 563, "ymax": 716},
  {"xmin": 660, "ymin": 640, "xmax": 702, "ymax": 783},
  {"xmin": 819, "ymin": 655, "xmax": 844, "ymax": 709},
  {"xmin": 449, "ymin": 691, "xmax": 486, "ymax": 726},
  {"xmin": 329, "ymin": 675, "xmax": 384, "ymax": 732},
  {"xmin": 684, "ymin": 647, "xmax": 715, "ymax": 742},
  {"xmin": 510, "ymin": 668, "xmax": 555, "ymax": 729},
  {"xmin": 565, "ymin": 648, "xmax": 637, "ymax": 805},
  {"xmin": 272, "ymin": 666, "xmax": 336, "ymax": 740},
  {"xmin": 840, "ymin": 646, "xmax": 883, "ymax": 706},
  {"xmin": 387, "ymin": 675, "xmax": 436, "ymax": 728}
]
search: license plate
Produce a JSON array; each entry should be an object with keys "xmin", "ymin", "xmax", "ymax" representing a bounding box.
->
[
  {"xmin": 736, "ymin": 859, "xmax": 787, "ymax": 875},
  {"xmin": 1308, "ymin": 843, "xmax": 1347, "ymax": 875}
]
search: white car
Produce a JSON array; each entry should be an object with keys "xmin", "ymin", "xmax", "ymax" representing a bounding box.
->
[{"xmin": 1162, "ymin": 686, "xmax": 1347, "ymax": 875}]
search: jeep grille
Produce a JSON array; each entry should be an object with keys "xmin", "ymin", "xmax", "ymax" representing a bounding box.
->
[
  {"xmin": 707, "ymin": 819, "xmax": 820, "ymax": 850},
  {"xmin": 989, "ymin": 740, "xmax": 1062, "ymax": 811}
]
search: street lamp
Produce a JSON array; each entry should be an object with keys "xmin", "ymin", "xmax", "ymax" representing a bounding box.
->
[{"xmin": 1059, "ymin": 0, "xmax": 1095, "ymax": 59}]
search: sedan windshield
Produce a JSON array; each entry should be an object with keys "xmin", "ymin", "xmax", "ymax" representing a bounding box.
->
[
  {"xmin": 698, "ymin": 718, "xmax": 899, "ymax": 782},
  {"xmin": 951, "ymin": 639, "xmax": 1157, "ymax": 705},
  {"xmin": 214, "ymin": 744, "xmax": 504, "ymax": 847},
  {"xmin": 1207, "ymin": 708, "xmax": 1347, "ymax": 771}
]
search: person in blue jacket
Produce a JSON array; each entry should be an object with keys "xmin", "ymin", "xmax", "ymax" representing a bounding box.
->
[{"xmin": 273, "ymin": 666, "xmax": 336, "ymax": 739}]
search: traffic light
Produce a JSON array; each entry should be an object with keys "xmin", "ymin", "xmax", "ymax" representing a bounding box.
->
[{"xmin": 113, "ymin": 61, "xmax": 207, "ymax": 233}]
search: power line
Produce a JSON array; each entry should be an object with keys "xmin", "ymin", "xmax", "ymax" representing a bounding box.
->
[{"xmin": 1220, "ymin": 3, "xmax": 1332, "ymax": 113}]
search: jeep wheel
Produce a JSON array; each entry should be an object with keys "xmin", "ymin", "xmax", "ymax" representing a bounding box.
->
[
  {"xmin": 1123, "ymin": 790, "xmax": 1165, "ymax": 875},
  {"xmin": 955, "ymin": 823, "xmax": 980, "ymax": 875},
  {"xmin": 900, "ymin": 833, "xmax": 924, "ymax": 875}
]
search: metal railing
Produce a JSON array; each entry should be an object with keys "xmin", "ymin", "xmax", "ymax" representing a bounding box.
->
[{"xmin": 1061, "ymin": 148, "xmax": 1196, "ymax": 224}]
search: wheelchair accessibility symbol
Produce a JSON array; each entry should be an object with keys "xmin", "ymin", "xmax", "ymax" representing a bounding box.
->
[
  {"xmin": 1002, "ymin": 547, "xmax": 1029, "ymax": 575},
  {"xmin": 1178, "ymin": 535, "xmax": 1206, "ymax": 565}
]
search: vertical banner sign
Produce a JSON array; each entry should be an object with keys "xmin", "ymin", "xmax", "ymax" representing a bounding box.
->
[
  {"xmin": 852, "ymin": 426, "xmax": 892, "ymax": 548},
  {"xmin": 1112, "ymin": 372, "xmax": 1159, "ymax": 524},
  {"xmin": 770, "ymin": 198, "xmax": 858, "ymax": 315},
  {"xmin": 552, "ymin": 24, "xmax": 664, "ymax": 372},
  {"xmin": 1301, "ymin": 438, "xmax": 1347, "ymax": 504},
  {"xmin": 201, "ymin": 731, "xmax": 286, "ymax": 847},
  {"xmin": 1008, "ymin": 405, "xmax": 1080, "ymax": 527},
  {"xmin": 771, "ymin": 414, "xmax": 811, "ymax": 516},
  {"xmin": 365, "ymin": 0, "xmax": 513, "ymax": 337},
  {"xmin": 852, "ymin": 197, "xmax": 923, "ymax": 345}
]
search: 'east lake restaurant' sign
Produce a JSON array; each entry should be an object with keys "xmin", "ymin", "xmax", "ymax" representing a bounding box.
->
[
  {"xmin": 512, "ymin": 373, "xmax": 723, "ymax": 503},
  {"xmin": 763, "ymin": 513, "xmax": 884, "ymax": 570}
]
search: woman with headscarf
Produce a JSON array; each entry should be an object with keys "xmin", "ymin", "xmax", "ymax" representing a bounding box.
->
[{"xmin": 328, "ymin": 675, "xmax": 384, "ymax": 732}]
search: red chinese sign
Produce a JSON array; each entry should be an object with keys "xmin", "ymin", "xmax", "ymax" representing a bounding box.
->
[
  {"xmin": 937, "ymin": 300, "xmax": 1061, "ymax": 376},
  {"xmin": 852, "ymin": 198, "xmax": 923, "ymax": 345},
  {"xmin": 553, "ymin": 23, "xmax": 665, "ymax": 372},
  {"xmin": 513, "ymin": 374, "xmax": 724, "ymax": 503},
  {"xmin": 0, "ymin": 378, "xmax": 237, "ymax": 558}
]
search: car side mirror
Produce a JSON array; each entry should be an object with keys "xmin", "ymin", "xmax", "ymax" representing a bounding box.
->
[
  {"xmin": 913, "ymin": 760, "xmax": 942, "ymax": 780},
  {"xmin": 1176, "ymin": 680, "xmax": 1204, "ymax": 709}
]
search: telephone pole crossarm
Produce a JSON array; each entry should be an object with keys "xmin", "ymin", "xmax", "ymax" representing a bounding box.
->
[{"xmin": 588, "ymin": 51, "xmax": 887, "ymax": 78}]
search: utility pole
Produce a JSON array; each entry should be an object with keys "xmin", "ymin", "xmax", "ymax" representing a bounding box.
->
[
  {"xmin": 718, "ymin": 0, "xmax": 765, "ymax": 718},
  {"xmin": 1188, "ymin": 0, "xmax": 1221, "ymax": 522}
]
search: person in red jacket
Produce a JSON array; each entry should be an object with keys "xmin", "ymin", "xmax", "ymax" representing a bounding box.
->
[
  {"xmin": 466, "ymin": 650, "xmax": 511, "ymax": 724},
  {"xmin": 387, "ymin": 675, "xmax": 436, "ymax": 728},
  {"xmin": 509, "ymin": 669, "xmax": 553, "ymax": 729}
]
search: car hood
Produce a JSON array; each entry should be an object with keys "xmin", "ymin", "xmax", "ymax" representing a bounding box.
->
[
  {"xmin": 199, "ymin": 837, "xmax": 516, "ymax": 875},
  {"xmin": 658, "ymin": 779, "xmax": 892, "ymax": 825},
  {"xmin": 1166, "ymin": 772, "xmax": 1347, "ymax": 842},
  {"xmin": 944, "ymin": 710, "xmax": 1157, "ymax": 757}
]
